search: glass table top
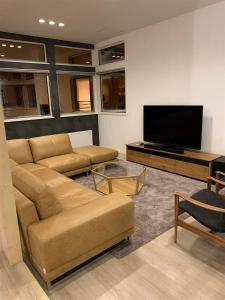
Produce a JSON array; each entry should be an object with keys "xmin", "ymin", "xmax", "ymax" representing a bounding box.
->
[{"xmin": 92, "ymin": 160, "xmax": 146, "ymax": 178}]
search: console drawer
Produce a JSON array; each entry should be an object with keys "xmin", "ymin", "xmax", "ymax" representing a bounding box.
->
[
  {"xmin": 148, "ymin": 154, "xmax": 176, "ymax": 171},
  {"xmin": 175, "ymin": 160, "xmax": 209, "ymax": 181},
  {"xmin": 127, "ymin": 150, "xmax": 150, "ymax": 165},
  {"xmin": 127, "ymin": 149, "xmax": 176, "ymax": 172}
]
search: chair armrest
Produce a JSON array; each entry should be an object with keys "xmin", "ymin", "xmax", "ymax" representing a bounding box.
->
[
  {"xmin": 207, "ymin": 176, "xmax": 225, "ymax": 187},
  {"xmin": 175, "ymin": 192, "xmax": 225, "ymax": 213},
  {"xmin": 216, "ymin": 171, "xmax": 225, "ymax": 178}
]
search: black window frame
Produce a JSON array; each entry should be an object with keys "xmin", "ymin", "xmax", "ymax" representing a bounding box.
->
[
  {"xmin": 98, "ymin": 42, "xmax": 125, "ymax": 65},
  {"xmin": 100, "ymin": 69, "xmax": 126, "ymax": 113}
]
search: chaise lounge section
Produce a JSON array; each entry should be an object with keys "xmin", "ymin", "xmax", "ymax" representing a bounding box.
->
[{"xmin": 11, "ymin": 163, "xmax": 134, "ymax": 285}]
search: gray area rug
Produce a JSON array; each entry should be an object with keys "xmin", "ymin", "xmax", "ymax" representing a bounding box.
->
[{"xmin": 74, "ymin": 167, "xmax": 205, "ymax": 258}]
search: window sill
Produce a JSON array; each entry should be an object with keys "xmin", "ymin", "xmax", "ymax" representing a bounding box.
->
[
  {"xmin": 98, "ymin": 112, "xmax": 127, "ymax": 116},
  {"xmin": 60, "ymin": 112, "xmax": 97, "ymax": 118},
  {"xmin": 0, "ymin": 59, "xmax": 49, "ymax": 64},
  {"xmin": 4, "ymin": 115, "xmax": 54, "ymax": 123},
  {"xmin": 56, "ymin": 63, "xmax": 93, "ymax": 67}
]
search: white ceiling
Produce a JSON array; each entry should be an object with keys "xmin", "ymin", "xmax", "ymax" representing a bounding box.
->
[{"xmin": 0, "ymin": 0, "xmax": 223, "ymax": 44}]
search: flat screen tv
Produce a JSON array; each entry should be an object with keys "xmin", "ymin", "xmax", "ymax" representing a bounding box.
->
[{"xmin": 143, "ymin": 105, "xmax": 203, "ymax": 150}]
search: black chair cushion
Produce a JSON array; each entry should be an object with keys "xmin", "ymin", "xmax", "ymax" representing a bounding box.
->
[
  {"xmin": 221, "ymin": 176, "xmax": 225, "ymax": 182},
  {"xmin": 179, "ymin": 189, "xmax": 225, "ymax": 232}
]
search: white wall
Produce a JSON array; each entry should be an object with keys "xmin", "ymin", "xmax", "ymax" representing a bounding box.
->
[{"xmin": 95, "ymin": 1, "xmax": 225, "ymax": 154}]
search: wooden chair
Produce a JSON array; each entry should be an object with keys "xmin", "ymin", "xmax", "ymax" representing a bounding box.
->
[
  {"xmin": 215, "ymin": 171, "xmax": 225, "ymax": 192},
  {"xmin": 174, "ymin": 176, "xmax": 225, "ymax": 248}
]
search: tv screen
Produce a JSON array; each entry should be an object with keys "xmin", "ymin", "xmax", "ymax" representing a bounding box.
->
[{"xmin": 144, "ymin": 105, "xmax": 203, "ymax": 150}]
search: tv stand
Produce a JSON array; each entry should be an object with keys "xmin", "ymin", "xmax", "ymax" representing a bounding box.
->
[
  {"xmin": 144, "ymin": 143, "xmax": 184, "ymax": 154},
  {"xmin": 126, "ymin": 142, "xmax": 221, "ymax": 181}
]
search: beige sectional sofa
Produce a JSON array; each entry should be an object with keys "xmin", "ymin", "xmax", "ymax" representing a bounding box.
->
[
  {"xmin": 8, "ymin": 133, "xmax": 118, "ymax": 177},
  {"xmin": 7, "ymin": 134, "xmax": 134, "ymax": 286}
]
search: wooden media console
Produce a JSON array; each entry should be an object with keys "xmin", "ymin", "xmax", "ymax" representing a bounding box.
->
[{"xmin": 126, "ymin": 142, "xmax": 221, "ymax": 181}]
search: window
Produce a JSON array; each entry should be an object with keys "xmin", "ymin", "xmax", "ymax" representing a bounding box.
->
[
  {"xmin": 57, "ymin": 74, "xmax": 94, "ymax": 114},
  {"xmin": 0, "ymin": 71, "xmax": 51, "ymax": 119},
  {"xmin": 0, "ymin": 40, "xmax": 46, "ymax": 62},
  {"xmin": 99, "ymin": 43, "xmax": 125, "ymax": 65},
  {"xmin": 55, "ymin": 46, "xmax": 92, "ymax": 65},
  {"xmin": 100, "ymin": 70, "xmax": 125, "ymax": 112}
]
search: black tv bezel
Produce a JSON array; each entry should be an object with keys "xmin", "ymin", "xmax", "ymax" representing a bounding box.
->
[{"xmin": 143, "ymin": 105, "xmax": 203, "ymax": 150}]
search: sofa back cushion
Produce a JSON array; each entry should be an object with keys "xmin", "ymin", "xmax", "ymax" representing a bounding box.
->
[
  {"xmin": 7, "ymin": 139, "xmax": 33, "ymax": 164},
  {"xmin": 29, "ymin": 134, "xmax": 72, "ymax": 162},
  {"xmin": 12, "ymin": 165, "xmax": 62, "ymax": 219},
  {"xmin": 9, "ymin": 158, "xmax": 18, "ymax": 168}
]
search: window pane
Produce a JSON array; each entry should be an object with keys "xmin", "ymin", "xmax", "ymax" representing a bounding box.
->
[
  {"xmin": 55, "ymin": 46, "xmax": 92, "ymax": 65},
  {"xmin": 99, "ymin": 43, "xmax": 125, "ymax": 65},
  {"xmin": 0, "ymin": 40, "xmax": 45, "ymax": 62},
  {"xmin": 0, "ymin": 72, "xmax": 51, "ymax": 119},
  {"xmin": 100, "ymin": 71, "xmax": 125, "ymax": 112},
  {"xmin": 58, "ymin": 74, "xmax": 94, "ymax": 113}
]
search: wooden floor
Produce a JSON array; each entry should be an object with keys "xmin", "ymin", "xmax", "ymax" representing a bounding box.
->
[{"xmin": 1, "ymin": 219, "xmax": 225, "ymax": 300}]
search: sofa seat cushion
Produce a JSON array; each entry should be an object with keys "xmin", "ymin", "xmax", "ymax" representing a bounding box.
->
[
  {"xmin": 29, "ymin": 134, "xmax": 73, "ymax": 162},
  {"xmin": 12, "ymin": 165, "xmax": 62, "ymax": 219},
  {"xmin": 37, "ymin": 153, "xmax": 90, "ymax": 174},
  {"xmin": 21, "ymin": 163, "xmax": 46, "ymax": 173},
  {"xmin": 52, "ymin": 181, "xmax": 101, "ymax": 210},
  {"xmin": 7, "ymin": 139, "xmax": 33, "ymax": 164},
  {"xmin": 73, "ymin": 145, "xmax": 118, "ymax": 164},
  {"xmin": 31, "ymin": 168, "xmax": 72, "ymax": 189},
  {"xmin": 28, "ymin": 192, "xmax": 134, "ymax": 273}
]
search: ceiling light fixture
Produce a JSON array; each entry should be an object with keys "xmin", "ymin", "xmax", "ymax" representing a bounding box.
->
[
  {"xmin": 1, "ymin": 54, "xmax": 5, "ymax": 57},
  {"xmin": 39, "ymin": 19, "xmax": 45, "ymax": 24},
  {"xmin": 10, "ymin": 45, "xmax": 15, "ymax": 48},
  {"xmin": 86, "ymin": 61, "xmax": 90, "ymax": 64},
  {"xmin": 112, "ymin": 55, "xmax": 116, "ymax": 58},
  {"xmin": 58, "ymin": 22, "xmax": 65, "ymax": 27},
  {"xmin": 116, "ymin": 55, "xmax": 120, "ymax": 58},
  {"xmin": 17, "ymin": 45, "xmax": 22, "ymax": 49},
  {"xmin": 2, "ymin": 44, "xmax": 6, "ymax": 47},
  {"xmin": 49, "ymin": 20, "xmax": 55, "ymax": 25}
]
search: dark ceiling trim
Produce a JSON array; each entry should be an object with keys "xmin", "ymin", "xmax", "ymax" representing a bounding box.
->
[{"xmin": 0, "ymin": 31, "xmax": 94, "ymax": 49}]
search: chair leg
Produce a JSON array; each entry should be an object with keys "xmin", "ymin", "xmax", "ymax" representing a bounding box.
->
[{"xmin": 174, "ymin": 194, "xmax": 179, "ymax": 243}]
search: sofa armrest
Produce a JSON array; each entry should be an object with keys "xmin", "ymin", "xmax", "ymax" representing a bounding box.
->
[{"xmin": 28, "ymin": 192, "xmax": 134, "ymax": 274}]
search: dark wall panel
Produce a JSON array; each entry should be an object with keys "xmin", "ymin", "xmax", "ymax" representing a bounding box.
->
[{"xmin": 5, "ymin": 115, "xmax": 99, "ymax": 145}]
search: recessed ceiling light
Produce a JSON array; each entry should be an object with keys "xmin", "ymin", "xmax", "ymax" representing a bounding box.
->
[
  {"xmin": 39, "ymin": 19, "xmax": 45, "ymax": 24},
  {"xmin": 17, "ymin": 45, "xmax": 22, "ymax": 49},
  {"xmin": 1, "ymin": 54, "xmax": 5, "ymax": 57},
  {"xmin": 2, "ymin": 44, "xmax": 6, "ymax": 47},
  {"xmin": 49, "ymin": 20, "xmax": 55, "ymax": 25},
  {"xmin": 10, "ymin": 45, "xmax": 14, "ymax": 48},
  {"xmin": 86, "ymin": 61, "xmax": 90, "ymax": 64},
  {"xmin": 58, "ymin": 22, "xmax": 65, "ymax": 27},
  {"xmin": 116, "ymin": 55, "xmax": 120, "ymax": 58},
  {"xmin": 112, "ymin": 55, "xmax": 116, "ymax": 58}
]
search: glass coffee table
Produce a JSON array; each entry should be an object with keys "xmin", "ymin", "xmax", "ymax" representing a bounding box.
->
[{"xmin": 92, "ymin": 161, "xmax": 146, "ymax": 196}]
